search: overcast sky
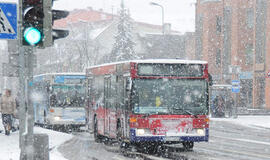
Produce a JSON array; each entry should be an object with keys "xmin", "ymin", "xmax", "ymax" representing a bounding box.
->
[
  {"xmin": 1, "ymin": 0, "xmax": 196, "ymax": 33},
  {"xmin": 53, "ymin": 0, "xmax": 196, "ymax": 33}
]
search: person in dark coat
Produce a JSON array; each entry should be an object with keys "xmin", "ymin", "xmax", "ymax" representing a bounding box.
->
[
  {"xmin": 212, "ymin": 96, "xmax": 219, "ymax": 117},
  {"xmin": 227, "ymin": 96, "xmax": 234, "ymax": 118},
  {"xmin": 216, "ymin": 96, "xmax": 225, "ymax": 117}
]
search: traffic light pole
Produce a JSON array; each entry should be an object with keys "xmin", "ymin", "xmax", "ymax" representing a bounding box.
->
[
  {"xmin": 19, "ymin": 47, "xmax": 35, "ymax": 160},
  {"xmin": 19, "ymin": 1, "xmax": 34, "ymax": 160},
  {"xmin": 18, "ymin": 0, "xmax": 26, "ymax": 159},
  {"xmin": 18, "ymin": 0, "xmax": 68, "ymax": 159},
  {"xmin": 25, "ymin": 47, "xmax": 35, "ymax": 160}
]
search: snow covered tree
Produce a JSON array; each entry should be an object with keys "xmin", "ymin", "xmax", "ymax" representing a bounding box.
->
[{"xmin": 108, "ymin": 1, "xmax": 138, "ymax": 62}]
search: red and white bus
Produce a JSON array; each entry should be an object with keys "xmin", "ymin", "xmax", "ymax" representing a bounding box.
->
[{"xmin": 85, "ymin": 59, "xmax": 210, "ymax": 151}]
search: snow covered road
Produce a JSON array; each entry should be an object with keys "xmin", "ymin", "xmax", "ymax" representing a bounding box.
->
[
  {"xmin": 1, "ymin": 116, "xmax": 270, "ymax": 160},
  {"xmin": 58, "ymin": 116, "xmax": 270, "ymax": 160},
  {"xmin": 177, "ymin": 116, "xmax": 270, "ymax": 160}
]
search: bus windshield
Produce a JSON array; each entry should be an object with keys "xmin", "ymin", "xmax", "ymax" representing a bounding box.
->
[
  {"xmin": 50, "ymin": 85, "xmax": 85, "ymax": 107},
  {"xmin": 132, "ymin": 79, "xmax": 208, "ymax": 115}
]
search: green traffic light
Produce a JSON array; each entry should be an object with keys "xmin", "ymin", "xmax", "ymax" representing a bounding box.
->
[{"xmin": 24, "ymin": 27, "xmax": 42, "ymax": 45}]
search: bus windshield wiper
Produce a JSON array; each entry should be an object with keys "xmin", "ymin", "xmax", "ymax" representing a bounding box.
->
[{"xmin": 172, "ymin": 107, "xmax": 198, "ymax": 118}]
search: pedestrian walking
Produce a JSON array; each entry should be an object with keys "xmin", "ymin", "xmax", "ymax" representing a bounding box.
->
[
  {"xmin": 211, "ymin": 96, "xmax": 219, "ymax": 117},
  {"xmin": 227, "ymin": 96, "xmax": 234, "ymax": 118},
  {"xmin": 0, "ymin": 89, "xmax": 17, "ymax": 135},
  {"xmin": 216, "ymin": 96, "xmax": 225, "ymax": 117}
]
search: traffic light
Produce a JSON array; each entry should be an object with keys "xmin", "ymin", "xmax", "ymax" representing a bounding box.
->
[
  {"xmin": 22, "ymin": 0, "xmax": 44, "ymax": 46},
  {"xmin": 22, "ymin": 0, "xmax": 69, "ymax": 47},
  {"xmin": 42, "ymin": 0, "xmax": 69, "ymax": 47}
]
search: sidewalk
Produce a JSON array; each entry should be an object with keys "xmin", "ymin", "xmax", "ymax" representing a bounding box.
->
[
  {"xmin": 0, "ymin": 118, "xmax": 73, "ymax": 160},
  {"xmin": 211, "ymin": 115, "xmax": 270, "ymax": 130},
  {"xmin": 237, "ymin": 107, "xmax": 270, "ymax": 115}
]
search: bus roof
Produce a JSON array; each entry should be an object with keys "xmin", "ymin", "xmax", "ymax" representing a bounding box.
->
[
  {"xmin": 34, "ymin": 72, "xmax": 85, "ymax": 78},
  {"xmin": 87, "ymin": 59, "xmax": 208, "ymax": 69}
]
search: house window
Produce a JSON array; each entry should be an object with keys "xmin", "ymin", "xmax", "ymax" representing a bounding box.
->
[
  {"xmin": 216, "ymin": 16, "xmax": 222, "ymax": 33},
  {"xmin": 246, "ymin": 8, "xmax": 254, "ymax": 29},
  {"xmin": 245, "ymin": 44, "xmax": 253, "ymax": 65},
  {"xmin": 216, "ymin": 49, "xmax": 221, "ymax": 66}
]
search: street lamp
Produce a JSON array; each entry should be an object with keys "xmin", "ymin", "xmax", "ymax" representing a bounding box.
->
[{"xmin": 150, "ymin": 2, "xmax": 164, "ymax": 35}]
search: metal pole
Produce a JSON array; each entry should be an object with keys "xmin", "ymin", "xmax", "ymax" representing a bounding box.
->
[
  {"xmin": 150, "ymin": 2, "xmax": 164, "ymax": 35},
  {"xmin": 25, "ymin": 47, "xmax": 35, "ymax": 160},
  {"xmin": 233, "ymin": 69, "xmax": 239, "ymax": 119},
  {"xmin": 18, "ymin": 0, "xmax": 27, "ymax": 159},
  {"xmin": 161, "ymin": 5, "xmax": 164, "ymax": 35},
  {"xmin": 18, "ymin": 0, "xmax": 34, "ymax": 159},
  {"xmin": 233, "ymin": 93, "xmax": 238, "ymax": 118}
]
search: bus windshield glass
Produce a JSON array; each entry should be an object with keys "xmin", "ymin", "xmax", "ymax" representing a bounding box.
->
[
  {"xmin": 132, "ymin": 79, "xmax": 208, "ymax": 115},
  {"xmin": 50, "ymin": 85, "xmax": 85, "ymax": 107}
]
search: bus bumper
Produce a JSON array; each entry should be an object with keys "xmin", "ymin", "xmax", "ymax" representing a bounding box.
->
[
  {"xmin": 129, "ymin": 128, "xmax": 209, "ymax": 143},
  {"xmin": 48, "ymin": 117, "xmax": 85, "ymax": 126}
]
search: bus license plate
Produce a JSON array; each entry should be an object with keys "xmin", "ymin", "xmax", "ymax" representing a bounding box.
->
[{"xmin": 165, "ymin": 136, "xmax": 179, "ymax": 141}]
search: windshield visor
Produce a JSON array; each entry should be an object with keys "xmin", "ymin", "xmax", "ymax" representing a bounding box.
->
[{"xmin": 132, "ymin": 79, "xmax": 208, "ymax": 115}]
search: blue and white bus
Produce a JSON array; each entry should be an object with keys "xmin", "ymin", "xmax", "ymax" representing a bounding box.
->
[{"xmin": 32, "ymin": 73, "xmax": 86, "ymax": 130}]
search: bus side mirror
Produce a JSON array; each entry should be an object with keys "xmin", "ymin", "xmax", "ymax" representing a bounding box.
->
[{"xmin": 126, "ymin": 78, "xmax": 132, "ymax": 91}]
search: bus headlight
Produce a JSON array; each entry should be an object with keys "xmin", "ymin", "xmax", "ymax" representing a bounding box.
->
[
  {"xmin": 196, "ymin": 129, "xmax": 205, "ymax": 135},
  {"xmin": 136, "ymin": 129, "xmax": 151, "ymax": 136},
  {"xmin": 54, "ymin": 116, "xmax": 61, "ymax": 121},
  {"xmin": 137, "ymin": 129, "xmax": 145, "ymax": 135}
]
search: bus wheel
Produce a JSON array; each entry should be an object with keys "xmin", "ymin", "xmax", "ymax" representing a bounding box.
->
[
  {"xmin": 94, "ymin": 117, "xmax": 101, "ymax": 143},
  {"xmin": 120, "ymin": 141, "xmax": 130, "ymax": 156},
  {"xmin": 183, "ymin": 141, "xmax": 194, "ymax": 151}
]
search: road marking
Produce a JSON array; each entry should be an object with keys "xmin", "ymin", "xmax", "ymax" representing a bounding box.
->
[
  {"xmin": 213, "ymin": 135, "xmax": 270, "ymax": 146},
  {"xmin": 198, "ymin": 145, "xmax": 270, "ymax": 159}
]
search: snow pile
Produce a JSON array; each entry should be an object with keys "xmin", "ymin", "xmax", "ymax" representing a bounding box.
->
[
  {"xmin": 211, "ymin": 115, "xmax": 270, "ymax": 129},
  {"xmin": 0, "ymin": 118, "xmax": 73, "ymax": 160}
]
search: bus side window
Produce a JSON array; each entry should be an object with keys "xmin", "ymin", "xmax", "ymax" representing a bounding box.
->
[{"xmin": 104, "ymin": 77, "xmax": 111, "ymax": 108}]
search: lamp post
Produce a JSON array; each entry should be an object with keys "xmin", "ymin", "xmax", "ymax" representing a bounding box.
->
[{"xmin": 150, "ymin": 2, "xmax": 164, "ymax": 35}]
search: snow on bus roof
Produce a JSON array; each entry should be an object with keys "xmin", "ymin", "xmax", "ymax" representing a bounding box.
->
[
  {"xmin": 87, "ymin": 59, "xmax": 207, "ymax": 69},
  {"xmin": 34, "ymin": 72, "xmax": 85, "ymax": 78}
]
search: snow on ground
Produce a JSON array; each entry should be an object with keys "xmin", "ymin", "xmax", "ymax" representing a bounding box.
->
[
  {"xmin": 0, "ymin": 117, "xmax": 73, "ymax": 160},
  {"xmin": 211, "ymin": 115, "xmax": 270, "ymax": 130}
]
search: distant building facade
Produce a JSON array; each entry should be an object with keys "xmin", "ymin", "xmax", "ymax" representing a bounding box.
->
[
  {"xmin": 196, "ymin": 0, "xmax": 270, "ymax": 110},
  {"xmin": 36, "ymin": 8, "xmax": 195, "ymax": 74}
]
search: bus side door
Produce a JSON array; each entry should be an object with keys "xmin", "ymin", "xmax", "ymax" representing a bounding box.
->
[
  {"xmin": 86, "ymin": 77, "xmax": 93, "ymax": 131},
  {"xmin": 105, "ymin": 76, "xmax": 118, "ymax": 138}
]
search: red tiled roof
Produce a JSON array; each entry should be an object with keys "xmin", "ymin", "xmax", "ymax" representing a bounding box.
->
[
  {"xmin": 54, "ymin": 8, "xmax": 114, "ymax": 28},
  {"xmin": 53, "ymin": 8, "xmax": 179, "ymax": 33},
  {"xmin": 135, "ymin": 21, "xmax": 163, "ymax": 30}
]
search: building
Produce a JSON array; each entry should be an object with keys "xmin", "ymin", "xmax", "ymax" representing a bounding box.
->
[
  {"xmin": 36, "ymin": 8, "xmax": 195, "ymax": 74},
  {"xmin": 196, "ymin": 0, "xmax": 270, "ymax": 110}
]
